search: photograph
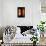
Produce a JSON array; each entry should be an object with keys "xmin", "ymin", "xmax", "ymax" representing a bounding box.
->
[{"xmin": 17, "ymin": 7, "xmax": 25, "ymax": 17}]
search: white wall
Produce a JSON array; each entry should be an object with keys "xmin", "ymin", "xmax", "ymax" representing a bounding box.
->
[
  {"xmin": 32, "ymin": 0, "xmax": 41, "ymax": 28},
  {"xmin": 0, "ymin": 0, "xmax": 3, "ymax": 26},
  {"xmin": 0, "ymin": 0, "xmax": 41, "ymax": 27}
]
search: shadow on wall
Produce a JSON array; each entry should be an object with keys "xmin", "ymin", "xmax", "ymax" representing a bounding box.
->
[{"xmin": 0, "ymin": 27, "xmax": 5, "ymax": 40}]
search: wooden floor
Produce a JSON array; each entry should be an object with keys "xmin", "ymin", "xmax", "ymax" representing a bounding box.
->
[
  {"xmin": 1, "ymin": 43, "xmax": 33, "ymax": 46},
  {"xmin": 1, "ymin": 37, "xmax": 46, "ymax": 46},
  {"xmin": 39, "ymin": 37, "xmax": 46, "ymax": 45}
]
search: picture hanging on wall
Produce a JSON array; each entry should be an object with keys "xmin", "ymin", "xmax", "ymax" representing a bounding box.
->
[{"xmin": 17, "ymin": 7, "xmax": 25, "ymax": 17}]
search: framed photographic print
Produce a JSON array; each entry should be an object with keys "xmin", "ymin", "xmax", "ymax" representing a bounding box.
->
[{"xmin": 17, "ymin": 7, "xmax": 25, "ymax": 17}]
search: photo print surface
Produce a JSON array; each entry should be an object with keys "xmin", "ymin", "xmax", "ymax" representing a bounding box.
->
[{"xmin": 17, "ymin": 7, "xmax": 25, "ymax": 17}]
